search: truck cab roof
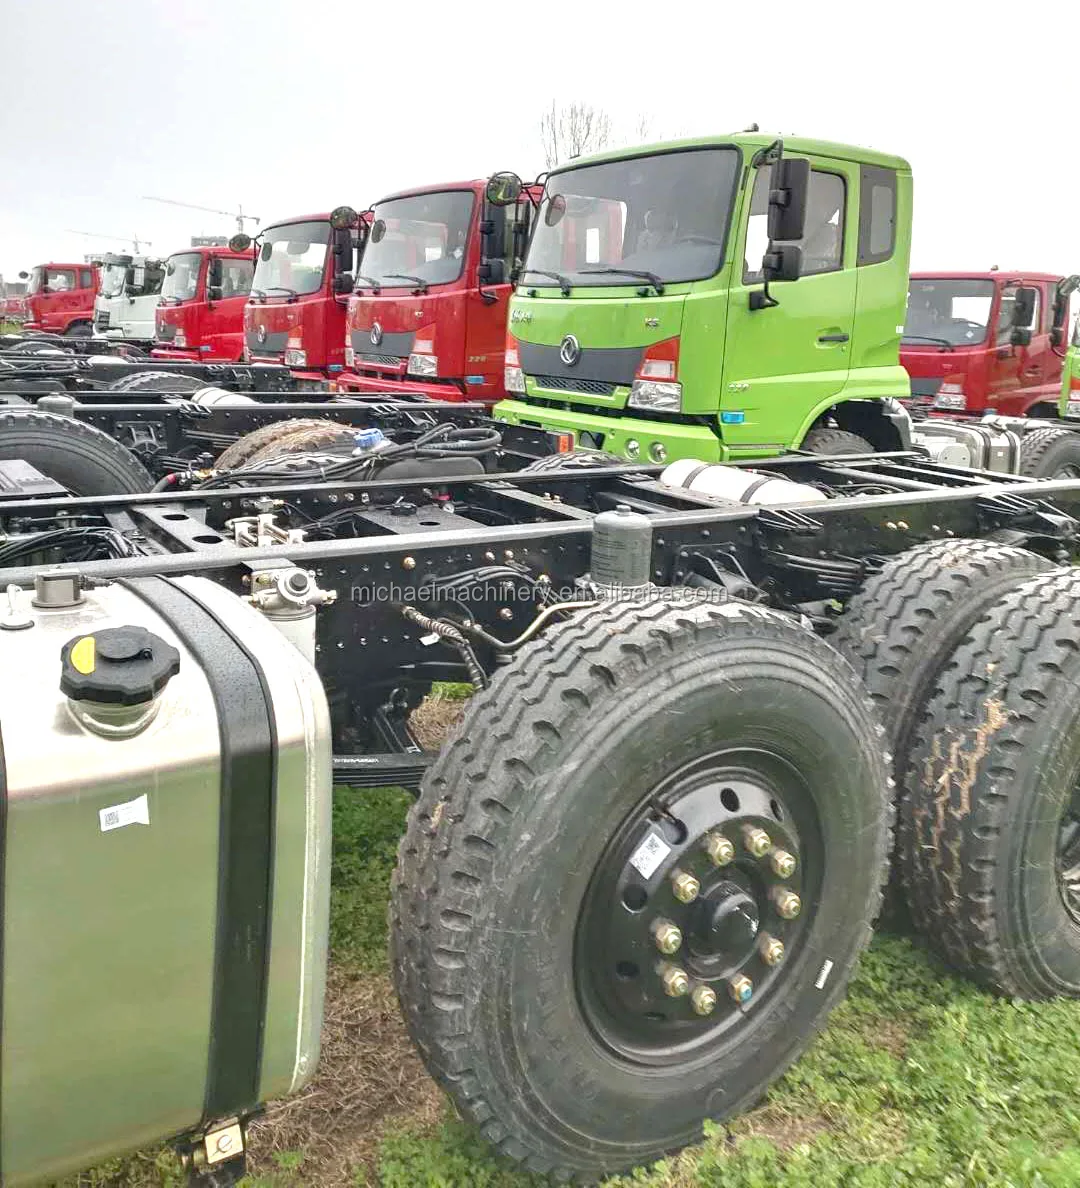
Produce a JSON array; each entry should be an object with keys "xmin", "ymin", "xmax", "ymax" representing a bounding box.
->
[{"xmin": 911, "ymin": 270, "xmax": 1064, "ymax": 283}]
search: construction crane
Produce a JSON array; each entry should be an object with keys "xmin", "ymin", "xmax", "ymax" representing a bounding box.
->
[
  {"xmin": 142, "ymin": 197, "xmax": 260, "ymax": 235},
  {"xmin": 66, "ymin": 229, "xmax": 151, "ymax": 253}
]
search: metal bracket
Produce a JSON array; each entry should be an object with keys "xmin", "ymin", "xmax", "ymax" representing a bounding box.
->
[
  {"xmin": 975, "ymin": 493, "xmax": 1078, "ymax": 540},
  {"xmin": 754, "ymin": 507, "xmax": 823, "ymax": 537}
]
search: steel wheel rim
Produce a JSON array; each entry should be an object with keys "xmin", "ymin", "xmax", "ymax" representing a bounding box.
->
[
  {"xmin": 574, "ymin": 747, "xmax": 823, "ymax": 1066},
  {"xmin": 1058, "ymin": 786, "xmax": 1080, "ymax": 926}
]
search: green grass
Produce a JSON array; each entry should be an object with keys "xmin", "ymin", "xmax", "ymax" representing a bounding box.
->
[{"xmin": 67, "ymin": 781, "xmax": 1080, "ymax": 1185}]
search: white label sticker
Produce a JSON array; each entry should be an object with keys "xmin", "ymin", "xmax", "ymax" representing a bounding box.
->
[
  {"xmin": 629, "ymin": 831, "xmax": 671, "ymax": 880},
  {"xmin": 815, "ymin": 958, "xmax": 834, "ymax": 990},
  {"xmin": 99, "ymin": 793, "xmax": 150, "ymax": 833}
]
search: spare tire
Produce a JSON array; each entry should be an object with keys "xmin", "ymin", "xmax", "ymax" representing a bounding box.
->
[
  {"xmin": 0, "ymin": 410, "xmax": 152, "ymax": 496},
  {"xmin": 214, "ymin": 418, "xmax": 355, "ymax": 471},
  {"xmin": 105, "ymin": 371, "xmax": 205, "ymax": 395}
]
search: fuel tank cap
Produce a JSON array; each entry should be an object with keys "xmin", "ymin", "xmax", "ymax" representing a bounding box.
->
[{"xmin": 60, "ymin": 626, "xmax": 181, "ymax": 706}]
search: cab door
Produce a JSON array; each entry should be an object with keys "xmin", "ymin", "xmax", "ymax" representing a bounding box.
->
[
  {"xmin": 204, "ymin": 256, "xmax": 254, "ymax": 360},
  {"xmin": 720, "ymin": 157, "xmax": 858, "ymax": 452},
  {"xmin": 987, "ymin": 281, "xmax": 1042, "ymax": 412}
]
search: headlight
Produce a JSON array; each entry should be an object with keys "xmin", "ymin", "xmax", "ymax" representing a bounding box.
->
[
  {"xmin": 1066, "ymin": 400, "xmax": 1080, "ymax": 420},
  {"xmin": 174, "ymin": 329, "xmax": 187, "ymax": 347},
  {"xmin": 407, "ymin": 353, "xmax": 438, "ymax": 377},
  {"xmin": 933, "ymin": 384, "xmax": 965, "ymax": 411},
  {"xmin": 344, "ymin": 346, "xmax": 355, "ymax": 368},
  {"xmin": 625, "ymin": 438, "xmax": 641, "ymax": 459},
  {"xmin": 628, "ymin": 379, "xmax": 682, "ymax": 411},
  {"xmin": 285, "ymin": 348, "xmax": 307, "ymax": 368},
  {"xmin": 504, "ymin": 365, "xmax": 526, "ymax": 394}
]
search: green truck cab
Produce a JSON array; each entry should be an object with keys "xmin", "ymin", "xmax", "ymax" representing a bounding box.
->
[
  {"xmin": 496, "ymin": 132, "xmax": 913, "ymax": 463},
  {"xmin": 1058, "ymin": 289, "xmax": 1080, "ymax": 420}
]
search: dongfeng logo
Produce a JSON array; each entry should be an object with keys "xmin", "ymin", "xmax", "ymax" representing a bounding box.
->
[
  {"xmin": 559, "ymin": 334, "xmax": 581, "ymax": 367},
  {"xmin": 370, "ymin": 322, "xmax": 383, "ymax": 346},
  {"xmin": 256, "ymin": 324, "xmax": 267, "ymax": 345}
]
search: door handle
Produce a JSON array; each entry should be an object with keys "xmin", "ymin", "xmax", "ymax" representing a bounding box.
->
[{"xmin": 817, "ymin": 333, "xmax": 849, "ymax": 344}]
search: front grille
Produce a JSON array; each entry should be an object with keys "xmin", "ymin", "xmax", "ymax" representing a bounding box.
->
[
  {"xmin": 94, "ymin": 310, "xmax": 110, "ymax": 329},
  {"xmin": 157, "ymin": 322, "xmax": 177, "ymax": 341},
  {"xmin": 359, "ymin": 352, "xmax": 403, "ymax": 366},
  {"xmin": 534, "ymin": 375, "xmax": 617, "ymax": 396}
]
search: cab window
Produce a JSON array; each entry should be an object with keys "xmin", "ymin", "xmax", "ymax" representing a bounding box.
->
[
  {"xmin": 744, "ymin": 166, "xmax": 846, "ymax": 282},
  {"xmin": 44, "ymin": 268, "xmax": 76, "ymax": 293},
  {"xmin": 220, "ymin": 259, "xmax": 253, "ymax": 298},
  {"xmin": 80, "ymin": 269, "xmax": 93, "ymax": 289}
]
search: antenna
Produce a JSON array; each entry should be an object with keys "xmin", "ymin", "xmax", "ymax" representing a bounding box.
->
[
  {"xmin": 65, "ymin": 229, "xmax": 151, "ymax": 253},
  {"xmin": 142, "ymin": 196, "xmax": 260, "ymax": 234}
]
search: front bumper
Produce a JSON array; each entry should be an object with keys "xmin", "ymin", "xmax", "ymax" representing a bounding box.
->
[
  {"xmin": 495, "ymin": 399, "xmax": 726, "ymax": 463},
  {"xmin": 336, "ymin": 372, "xmax": 475, "ymax": 403}
]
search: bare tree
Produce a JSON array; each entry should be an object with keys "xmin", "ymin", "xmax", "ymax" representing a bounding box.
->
[{"xmin": 539, "ymin": 102, "xmax": 613, "ymax": 169}]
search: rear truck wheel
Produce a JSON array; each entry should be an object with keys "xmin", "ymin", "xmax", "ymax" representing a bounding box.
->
[
  {"xmin": 801, "ymin": 427, "xmax": 874, "ymax": 455},
  {"xmin": 105, "ymin": 370, "xmax": 206, "ymax": 394},
  {"xmin": 63, "ymin": 321, "xmax": 91, "ymax": 338},
  {"xmin": 0, "ymin": 409, "xmax": 152, "ymax": 495},
  {"xmin": 213, "ymin": 419, "xmax": 354, "ymax": 471},
  {"xmin": 832, "ymin": 539, "xmax": 1055, "ymax": 766},
  {"xmin": 1018, "ymin": 426, "xmax": 1080, "ymax": 478},
  {"xmin": 389, "ymin": 599, "xmax": 892, "ymax": 1180},
  {"xmin": 901, "ymin": 569, "xmax": 1080, "ymax": 997}
]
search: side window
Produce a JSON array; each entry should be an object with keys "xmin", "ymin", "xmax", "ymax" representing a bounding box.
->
[
  {"xmin": 221, "ymin": 259, "xmax": 253, "ymax": 298},
  {"xmin": 857, "ymin": 166, "xmax": 897, "ymax": 265},
  {"xmin": 996, "ymin": 284, "xmax": 1040, "ymax": 346},
  {"xmin": 45, "ymin": 268, "xmax": 76, "ymax": 293},
  {"xmin": 80, "ymin": 269, "xmax": 93, "ymax": 289},
  {"xmin": 744, "ymin": 166, "xmax": 846, "ymax": 282}
]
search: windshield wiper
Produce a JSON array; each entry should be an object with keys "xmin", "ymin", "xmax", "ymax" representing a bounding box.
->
[
  {"xmin": 901, "ymin": 334, "xmax": 954, "ymax": 351},
  {"xmin": 355, "ymin": 275, "xmax": 383, "ymax": 295},
  {"xmin": 581, "ymin": 266, "xmax": 666, "ymax": 295},
  {"xmin": 382, "ymin": 273, "xmax": 429, "ymax": 294},
  {"xmin": 263, "ymin": 285, "xmax": 299, "ymax": 302},
  {"xmin": 522, "ymin": 268, "xmax": 571, "ymax": 297}
]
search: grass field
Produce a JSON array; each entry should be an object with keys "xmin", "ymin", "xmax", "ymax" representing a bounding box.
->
[{"xmin": 68, "ymin": 689, "xmax": 1080, "ymax": 1187}]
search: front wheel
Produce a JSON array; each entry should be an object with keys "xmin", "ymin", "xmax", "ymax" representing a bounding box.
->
[
  {"xmin": 64, "ymin": 321, "xmax": 92, "ymax": 338},
  {"xmin": 390, "ymin": 599, "xmax": 891, "ymax": 1180},
  {"xmin": 802, "ymin": 427, "xmax": 874, "ymax": 455}
]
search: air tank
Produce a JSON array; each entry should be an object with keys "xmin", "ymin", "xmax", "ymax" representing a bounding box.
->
[{"xmin": 660, "ymin": 459, "xmax": 828, "ymax": 506}]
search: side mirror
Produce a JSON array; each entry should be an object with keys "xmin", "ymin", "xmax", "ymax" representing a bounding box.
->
[
  {"xmin": 331, "ymin": 225, "xmax": 354, "ymax": 274},
  {"xmin": 485, "ymin": 172, "xmax": 523, "ymax": 207},
  {"xmin": 333, "ymin": 272, "xmax": 355, "ymax": 295},
  {"xmin": 1011, "ymin": 285, "xmax": 1037, "ymax": 327},
  {"xmin": 478, "ymin": 260, "xmax": 506, "ymax": 286},
  {"xmin": 763, "ymin": 244, "xmax": 803, "ymax": 283},
  {"xmin": 767, "ymin": 157, "xmax": 810, "ymax": 242},
  {"xmin": 329, "ymin": 205, "xmax": 359, "ymax": 230},
  {"xmin": 1010, "ymin": 325, "xmax": 1033, "ymax": 348},
  {"xmin": 18, "ymin": 271, "xmax": 28, "ymax": 280},
  {"xmin": 207, "ymin": 285, "xmax": 224, "ymax": 302},
  {"xmin": 228, "ymin": 233, "xmax": 252, "ymax": 252}
]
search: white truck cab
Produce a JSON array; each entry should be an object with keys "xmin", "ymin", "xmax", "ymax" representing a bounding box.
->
[{"xmin": 93, "ymin": 254, "xmax": 166, "ymax": 344}]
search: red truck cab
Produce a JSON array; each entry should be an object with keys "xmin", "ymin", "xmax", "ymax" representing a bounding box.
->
[
  {"xmin": 901, "ymin": 271, "xmax": 1072, "ymax": 417},
  {"xmin": 152, "ymin": 247, "xmax": 254, "ymax": 362},
  {"xmin": 19, "ymin": 262, "xmax": 100, "ymax": 336},
  {"xmin": 242, "ymin": 210, "xmax": 363, "ymax": 387},
  {"xmin": 338, "ymin": 174, "xmax": 540, "ymax": 403}
]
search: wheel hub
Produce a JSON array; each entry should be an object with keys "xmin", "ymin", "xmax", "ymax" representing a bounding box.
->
[{"xmin": 575, "ymin": 751, "xmax": 821, "ymax": 1063}]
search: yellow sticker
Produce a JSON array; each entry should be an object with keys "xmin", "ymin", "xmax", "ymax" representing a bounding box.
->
[{"xmin": 70, "ymin": 636, "xmax": 96, "ymax": 675}]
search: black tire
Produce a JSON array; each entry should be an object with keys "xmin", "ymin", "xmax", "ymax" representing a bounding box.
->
[
  {"xmin": 64, "ymin": 321, "xmax": 92, "ymax": 338},
  {"xmin": 3, "ymin": 339, "xmax": 69, "ymax": 357},
  {"xmin": 0, "ymin": 409, "xmax": 152, "ymax": 495},
  {"xmin": 104, "ymin": 371, "xmax": 205, "ymax": 395},
  {"xmin": 832, "ymin": 539, "xmax": 1055, "ymax": 764},
  {"xmin": 901, "ymin": 569, "xmax": 1080, "ymax": 997},
  {"xmin": 390, "ymin": 599, "xmax": 891, "ymax": 1180},
  {"xmin": 1018, "ymin": 427, "xmax": 1080, "ymax": 478},
  {"xmin": 802, "ymin": 427, "xmax": 874, "ymax": 455},
  {"xmin": 214, "ymin": 419, "xmax": 353, "ymax": 471}
]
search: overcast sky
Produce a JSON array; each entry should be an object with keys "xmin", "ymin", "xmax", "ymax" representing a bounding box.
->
[{"xmin": 1, "ymin": 0, "xmax": 1076, "ymax": 282}]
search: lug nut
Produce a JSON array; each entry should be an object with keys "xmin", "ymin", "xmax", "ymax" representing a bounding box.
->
[
  {"xmin": 661, "ymin": 965, "xmax": 690, "ymax": 997},
  {"xmin": 728, "ymin": 974, "xmax": 753, "ymax": 1004},
  {"xmin": 771, "ymin": 849, "xmax": 797, "ymax": 878},
  {"xmin": 704, "ymin": 831, "xmax": 735, "ymax": 866},
  {"xmin": 690, "ymin": 984, "xmax": 718, "ymax": 1016},
  {"xmin": 742, "ymin": 825, "xmax": 772, "ymax": 858},
  {"xmin": 773, "ymin": 889, "xmax": 802, "ymax": 919},
  {"xmin": 759, "ymin": 934, "xmax": 785, "ymax": 966},
  {"xmin": 670, "ymin": 870, "xmax": 700, "ymax": 904},
  {"xmin": 651, "ymin": 919, "xmax": 683, "ymax": 956}
]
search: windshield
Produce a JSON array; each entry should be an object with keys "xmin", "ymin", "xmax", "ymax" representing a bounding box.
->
[
  {"xmin": 253, "ymin": 220, "xmax": 329, "ymax": 297},
  {"xmin": 904, "ymin": 279, "xmax": 995, "ymax": 346},
  {"xmin": 100, "ymin": 263, "xmax": 128, "ymax": 298},
  {"xmin": 361, "ymin": 191, "xmax": 475, "ymax": 287},
  {"xmin": 27, "ymin": 267, "xmax": 44, "ymax": 295},
  {"xmin": 525, "ymin": 147, "xmax": 740, "ymax": 288},
  {"xmin": 161, "ymin": 253, "xmax": 201, "ymax": 302}
]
